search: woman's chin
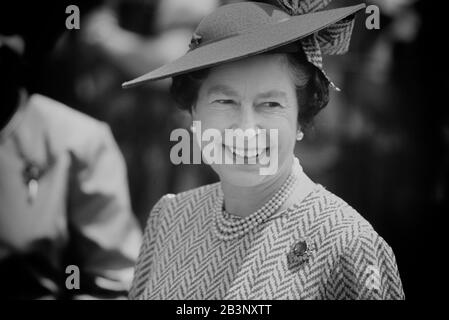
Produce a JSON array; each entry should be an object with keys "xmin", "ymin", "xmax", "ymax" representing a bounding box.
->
[{"xmin": 214, "ymin": 165, "xmax": 268, "ymax": 187}]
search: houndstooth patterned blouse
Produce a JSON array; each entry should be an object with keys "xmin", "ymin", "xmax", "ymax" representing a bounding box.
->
[{"xmin": 129, "ymin": 170, "xmax": 404, "ymax": 300}]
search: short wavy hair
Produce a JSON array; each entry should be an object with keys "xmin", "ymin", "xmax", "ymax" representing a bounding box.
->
[{"xmin": 170, "ymin": 51, "xmax": 330, "ymax": 129}]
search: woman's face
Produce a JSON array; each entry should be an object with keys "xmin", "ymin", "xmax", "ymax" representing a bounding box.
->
[{"xmin": 193, "ymin": 54, "xmax": 305, "ymax": 187}]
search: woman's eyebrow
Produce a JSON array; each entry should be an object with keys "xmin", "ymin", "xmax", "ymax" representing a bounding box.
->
[
  {"xmin": 256, "ymin": 90, "xmax": 288, "ymax": 100},
  {"xmin": 206, "ymin": 85, "xmax": 239, "ymax": 97}
]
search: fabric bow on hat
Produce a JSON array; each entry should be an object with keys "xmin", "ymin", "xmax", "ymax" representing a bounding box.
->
[{"xmin": 277, "ymin": 0, "xmax": 357, "ymax": 90}]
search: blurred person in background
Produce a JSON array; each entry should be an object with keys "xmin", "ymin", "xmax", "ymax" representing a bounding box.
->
[{"xmin": 0, "ymin": 2, "xmax": 142, "ymax": 299}]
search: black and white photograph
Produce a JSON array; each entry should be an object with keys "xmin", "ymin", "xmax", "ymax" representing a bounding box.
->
[{"xmin": 0, "ymin": 0, "xmax": 445, "ymax": 306}]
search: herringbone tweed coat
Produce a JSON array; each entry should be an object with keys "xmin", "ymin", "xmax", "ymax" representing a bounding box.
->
[{"xmin": 130, "ymin": 172, "xmax": 404, "ymax": 300}]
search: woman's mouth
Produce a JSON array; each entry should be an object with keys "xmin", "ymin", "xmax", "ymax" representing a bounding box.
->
[{"xmin": 223, "ymin": 144, "xmax": 270, "ymax": 163}]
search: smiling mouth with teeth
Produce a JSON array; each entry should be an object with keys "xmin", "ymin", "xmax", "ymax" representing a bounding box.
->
[{"xmin": 223, "ymin": 144, "xmax": 270, "ymax": 162}]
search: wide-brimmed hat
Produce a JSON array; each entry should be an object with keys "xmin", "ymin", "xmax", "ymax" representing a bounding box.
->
[{"xmin": 122, "ymin": 0, "xmax": 366, "ymax": 90}]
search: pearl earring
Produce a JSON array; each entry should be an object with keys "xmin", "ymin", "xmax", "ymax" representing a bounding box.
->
[{"xmin": 296, "ymin": 130, "xmax": 304, "ymax": 141}]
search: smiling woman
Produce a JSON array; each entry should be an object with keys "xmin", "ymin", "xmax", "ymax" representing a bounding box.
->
[
  {"xmin": 124, "ymin": 0, "xmax": 405, "ymax": 300},
  {"xmin": 192, "ymin": 54, "xmax": 303, "ymax": 189}
]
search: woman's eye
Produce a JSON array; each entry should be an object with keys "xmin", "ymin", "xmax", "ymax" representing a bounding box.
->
[
  {"xmin": 214, "ymin": 99, "xmax": 235, "ymax": 105},
  {"xmin": 260, "ymin": 102, "xmax": 282, "ymax": 108}
]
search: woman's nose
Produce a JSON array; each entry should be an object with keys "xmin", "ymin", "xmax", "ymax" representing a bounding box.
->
[{"xmin": 238, "ymin": 105, "xmax": 258, "ymax": 132}]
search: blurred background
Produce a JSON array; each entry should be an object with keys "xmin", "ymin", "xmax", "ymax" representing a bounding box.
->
[{"xmin": 3, "ymin": 0, "xmax": 447, "ymax": 299}]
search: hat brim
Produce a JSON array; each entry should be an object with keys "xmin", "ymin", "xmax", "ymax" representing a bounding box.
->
[{"xmin": 122, "ymin": 4, "xmax": 365, "ymax": 89}]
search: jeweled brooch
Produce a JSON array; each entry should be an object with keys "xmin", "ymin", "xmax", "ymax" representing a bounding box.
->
[
  {"xmin": 23, "ymin": 161, "xmax": 45, "ymax": 204},
  {"xmin": 286, "ymin": 237, "xmax": 315, "ymax": 271}
]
